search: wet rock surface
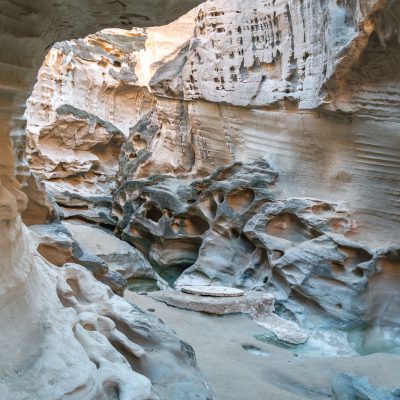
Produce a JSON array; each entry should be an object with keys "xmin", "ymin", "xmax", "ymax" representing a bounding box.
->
[{"xmin": 331, "ymin": 373, "xmax": 400, "ymax": 400}]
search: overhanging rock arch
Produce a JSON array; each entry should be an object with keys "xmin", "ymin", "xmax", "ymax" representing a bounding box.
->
[
  {"xmin": 0, "ymin": 0, "xmax": 203, "ymax": 211},
  {"xmin": 0, "ymin": 1, "xmax": 207, "ymax": 399}
]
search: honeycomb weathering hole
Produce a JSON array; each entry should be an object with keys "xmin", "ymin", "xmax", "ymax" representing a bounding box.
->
[
  {"xmin": 311, "ymin": 203, "xmax": 334, "ymax": 215},
  {"xmin": 265, "ymin": 213, "xmax": 319, "ymax": 243},
  {"xmin": 184, "ymin": 215, "xmax": 210, "ymax": 235},
  {"xmin": 227, "ymin": 188, "xmax": 255, "ymax": 212},
  {"xmin": 145, "ymin": 204, "xmax": 163, "ymax": 223},
  {"xmin": 199, "ymin": 195, "xmax": 218, "ymax": 219}
]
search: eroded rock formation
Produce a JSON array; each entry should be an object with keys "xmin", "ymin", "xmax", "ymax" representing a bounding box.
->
[
  {"xmin": 28, "ymin": 105, "xmax": 125, "ymax": 226},
  {"xmin": 21, "ymin": 171, "xmax": 59, "ymax": 225},
  {"xmin": 63, "ymin": 221, "xmax": 167, "ymax": 292},
  {"xmin": 0, "ymin": 1, "xmax": 213, "ymax": 399},
  {"xmin": 24, "ymin": 8, "xmax": 198, "ymax": 227},
  {"xmin": 112, "ymin": 0, "xmax": 400, "ymax": 353},
  {"xmin": 31, "ymin": 222, "xmax": 128, "ymax": 295},
  {"xmin": 1, "ymin": 0, "xmax": 400, "ymax": 398},
  {"xmin": 109, "ymin": 0, "xmax": 400, "ymax": 244}
]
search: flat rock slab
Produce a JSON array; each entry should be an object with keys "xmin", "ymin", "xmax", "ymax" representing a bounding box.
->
[
  {"xmin": 149, "ymin": 290, "xmax": 274, "ymax": 315},
  {"xmin": 181, "ymin": 286, "xmax": 244, "ymax": 297},
  {"xmin": 253, "ymin": 313, "xmax": 310, "ymax": 345}
]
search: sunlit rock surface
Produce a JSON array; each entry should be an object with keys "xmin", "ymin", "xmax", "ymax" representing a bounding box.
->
[
  {"xmin": 27, "ymin": 105, "xmax": 125, "ymax": 226},
  {"xmin": 25, "ymin": 9, "xmax": 198, "ymax": 227}
]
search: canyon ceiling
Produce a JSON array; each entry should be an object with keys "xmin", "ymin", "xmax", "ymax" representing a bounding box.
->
[{"xmin": 1, "ymin": 0, "xmax": 400, "ymax": 399}]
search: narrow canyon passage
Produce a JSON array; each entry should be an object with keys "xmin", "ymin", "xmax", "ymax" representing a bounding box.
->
[{"xmin": 1, "ymin": 1, "xmax": 400, "ymax": 399}]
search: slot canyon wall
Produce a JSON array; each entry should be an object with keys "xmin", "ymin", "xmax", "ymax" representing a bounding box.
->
[
  {"xmin": 107, "ymin": 0, "xmax": 400, "ymax": 350},
  {"xmin": 25, "ymin": 0, "xmax": 400, "ymax": 350},
  {"xmin": 1, "ymin": 0, "xmax": 400, "ymax": 399}
]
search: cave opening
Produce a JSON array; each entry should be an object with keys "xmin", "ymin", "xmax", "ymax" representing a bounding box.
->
[{"xmin": 22, "ymin": 8, "xmax": 204, "ymax": 291}]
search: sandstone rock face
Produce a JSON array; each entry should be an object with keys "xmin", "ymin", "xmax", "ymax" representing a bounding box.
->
[
  {"xmin": 110, "ymin": 0, "xmax": 400, "ymax": 247},
  {"xmin": 24, "ymin": 10, "xmax": 198, "ymax": 227},
  {"xmin": 113, "ymin": 0, "xmax": 400, "ymax": 353},
  {"xmin": 0, "ymin": 0, "xmax": 203, "ymax": 190},
  {"xmin": 21, "ymin": 172, "xmax": 59, "ymax": 225},
  {"xmin": 182, "ymin": 0, "xmax": 400, "ymax": 115},
  {"xmin": 30, "ymin": 222, "xmax": 128, "ymax": 295},
  {"xmin": 181, "ymin": 1, "xmax": 400, "ymax": 239},
  {"xmin": 27, "ymin": 104, "xmax": 125, "ymax": 226},
  {"xmin": 114, "ymin": 160, "xmax": 277, "ymax": 283},
  {"xmin": 363, "ymin": 246, "xmax": 400, "ymax": 354},
  {"xmin": 177, "ymin": 197, "xmax": 375, "ymax": 328},
  {"xmin": 25, "ymin": 30, "xmax": 144, "ymax": 226},
  {"xmin": 115, "ymin": 151, "xmax": 377, "ymax": 328},
  {"xmin": 0, "ymin": 223, "xmax": 149, "ymax": 400},
  {"xmin": 26, "ymin": 32, "xmax": 152, "ymax": 137},
  {"xmin": 63, "ymin": 221, "xmax": 168, "ymax": 292}
]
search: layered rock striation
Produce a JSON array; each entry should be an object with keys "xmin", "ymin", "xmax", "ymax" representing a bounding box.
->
[
  {"xmin": 113, "ymin": 0, "xmax": 400, "ymax": 247},
  {"xmin": 112, "ymin": 0, "xmax": 400, "ymax": 353}
]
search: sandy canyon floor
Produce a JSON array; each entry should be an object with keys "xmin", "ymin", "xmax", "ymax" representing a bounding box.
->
[{"xmin": 126, "ymin": 291, "xmax": 400, "ymax": 400}]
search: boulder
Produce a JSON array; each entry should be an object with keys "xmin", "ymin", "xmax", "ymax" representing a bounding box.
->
[
  {"xmin": 30, "ymin": 222, "xmax": 127, "ymax": 295},
  {"xmin": 63, "ymin": 221, "xmax": 168, "ymax": 292}
]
